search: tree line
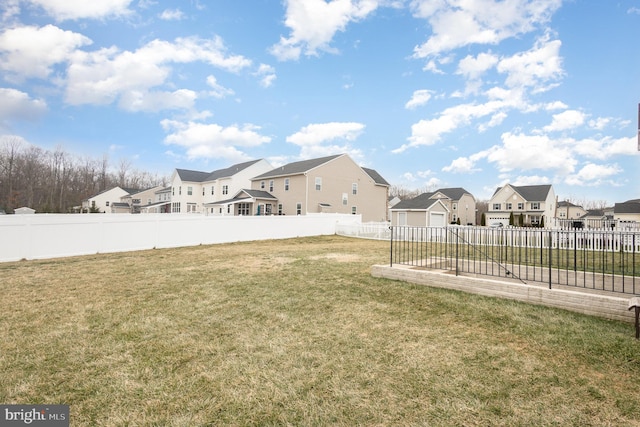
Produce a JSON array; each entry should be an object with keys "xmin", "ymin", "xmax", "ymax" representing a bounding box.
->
[{"xmin": 0, "ymin": 137, "xmax": 168, "ymax": 214}]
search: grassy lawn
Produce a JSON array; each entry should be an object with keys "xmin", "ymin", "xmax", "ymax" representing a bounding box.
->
[{"xmin": 1, "ymin": 235, "xmax": 639, "ymax": 426}]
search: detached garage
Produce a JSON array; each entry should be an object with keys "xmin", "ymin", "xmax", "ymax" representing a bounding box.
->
[{"xmin": 390, "ymin": 196, "xmax": 450, "ymax": 227}]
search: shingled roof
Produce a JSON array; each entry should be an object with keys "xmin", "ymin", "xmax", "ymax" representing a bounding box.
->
[
  {"xmin": 252, "ymin": 155, "xmax": 342, "ymax": 180},
  {"xmin": 392, "ymin": 193, "xmax": 440, "ymax": 210},
  {"xmin": 431, "ymin": 187, "xmax": 471, "ymax": 200},
  {"xmin": 176, "ymin": 159, "xmax": 263, "ymax": 183},
  {"xmin": 494, "ymin": 184, "xmax": 552, "ymax": 201}
]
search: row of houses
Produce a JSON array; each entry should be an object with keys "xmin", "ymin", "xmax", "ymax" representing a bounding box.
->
[
  {"xmin": 84, "ymin": 154, "xmax": 390, "ymax": 222},
  {"xmin": 389, "ymin": 183, "xmax": 640, "ymax": 228},
  {"xmin": 83, "ymin": 154, "xmax": 639, "ymax": 228}
]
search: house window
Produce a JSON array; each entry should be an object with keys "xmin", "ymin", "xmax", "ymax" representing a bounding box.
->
[
  {"xmin": 222, "ymin": 185, "xmax": 228, "ymax": 195},
  {"xmin": 351, "ymin": 206, "xmax": 357, "ymax": 215},
  {"xmin": 296, "ymin": 203, "xmax": 302, "ymax": 215},
  {"xmin": 172, "ymin": 187, "xmax": 175, "ymax": 196},
  {"xmin": 187, "ymin": 203, "xmax": 196, "ymax": 213},
  {"xmin": 179, "ymin": 186, "xmax": 182, "ymax": 195},
  {"xmin": 517, "ymin": 202, "xmax": 524, "ymax": 210},
  {"xmin": 352, "ymin": 183, "xmax": 358, "ymax": 195},
  {"xmin": 315, "ymin": 177, "xmax": 322, "ymax": 191},
  {"xmin": 260, "ymin": 181, "xmax": 265, "ymax": 189},
  {"xmin": 493, "ymin": 203, "xmax": 501, "ymax": 210},
  {"xmin": 133, "ymin": 199, "xmax": 140, "ymax": 204},
  {"xmin": 531, "ymin": 202, "xmax": 540, "ymax": 210},
  {"xmin": 106, "ymin": 201, "xmax": 110, "ymax": 206},
  {"xmin": 342, "ymin": 193, "xmax": 348, "ymax": 205},
  {"xmin": 278, "ymin": 204, "xmax": 283, "ymax": 215},
  {"xmin": 453, "ymin": 203, "xmax": 457, "ymax": 210},
  {"xmin": 187, "ymin": 186, "xmax": 193, "ymax": 196},
  {"xmin": 265, "ymin": 204, "xmax": 272, "ymax": 215},
  {"xmin": 238, "ymin": 203, "xmax": 250, "ymax": 216},
  {"xmin": 269, "ymin": 180, "xmax": 274, "ymax": 192},
  {"xmin": 202, "ymin": 188, "xmax": 205, "ymax": 196},
  {"xmin": 227, "ymin": 205, "xmax": 231, "ymax": 214},
  {"xmin": 172, "ymin": 202, "xmax": 180, "ymax": 213},
  {"xmin": 211, "ymin": 186, "xmax": 214, "ymax": 195},
  {"xmin": 506, "ymin": 203, "xmax": 512, "ymax": 210},
  {"xmin": 284, "ymin": 178, "xmax": 290, "ymax": 191}
]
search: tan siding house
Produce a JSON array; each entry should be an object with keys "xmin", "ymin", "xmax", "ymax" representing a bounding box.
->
[
  {"xmin": 250, "ymin": 154, "xmax": 389, "ymax": 222},
  {"xmin": 487, "ymin": 184, "xmax": 556, "ymax": 227}
]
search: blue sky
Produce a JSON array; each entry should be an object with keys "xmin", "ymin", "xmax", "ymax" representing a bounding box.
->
[{"xmin": 1, "ymin": 0, "xmax": 639, "ymax": 204}]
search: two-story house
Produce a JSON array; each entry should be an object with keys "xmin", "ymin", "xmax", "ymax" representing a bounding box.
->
[
  {"xmin": 83, "ymin": 186, "xmax": 139, "ymax": 213},
  {"xmin": 113, "ymin": 186, "xmax": 165, "ymax": 213},
  {"xmin": 207, "ymin": 154, "xmax": 389, "ymax": 222},
  {"xmin": 556, "ymin": 201, "xmax": 587, "ymax": 220},
  {"xmin": 487, "ymin": 184, "xmax": 556, "ymax": 227},
  {"xmin": 169, "ymin": 159, "xmax": 273, "ymax": 214}
]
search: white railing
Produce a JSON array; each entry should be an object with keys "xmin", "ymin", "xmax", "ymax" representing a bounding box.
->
[{"xmin": 335, "ymin": 221, "xmax": 391, "ymax": 240}]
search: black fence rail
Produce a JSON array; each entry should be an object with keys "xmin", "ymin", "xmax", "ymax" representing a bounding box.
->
[{"xmin": 390, "ymin": 226, "xmax": 640, "ymax": 295}]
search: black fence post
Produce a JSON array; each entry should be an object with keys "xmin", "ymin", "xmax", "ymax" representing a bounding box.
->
[
  {"xmin": 548, "ymin": 230, "xmax": 552, "ymax": 290},
  {"xmin": 389, "ymin": 226, "xmax": 393, "ymax": 267}
]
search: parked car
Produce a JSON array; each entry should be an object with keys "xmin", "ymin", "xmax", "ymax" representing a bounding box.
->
[{"xmin": 490, "ymin": 222, "xmax": 504, "ymax": 228}]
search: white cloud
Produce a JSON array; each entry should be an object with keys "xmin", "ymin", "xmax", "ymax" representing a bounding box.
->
[
  {"xmin": 564, "ymin": 163, "xmax": 622, "ymax": 186},
  {"xmin": 206, "ymin": 75, "xmax": 234, "ymax": 99},
  {"xmin": 411, "ymin": 0, "xmax": 562, "ymax": 58},
  {"xmin": 286, "ymin": 122, "xmax": 365, "ymax": 146},
  {"xmin": 572, "ymin": 135, "xmax": 638, "ymax": 160},
  {"xmin": 25, "ymin": 0, "xmax": 134, "ymax": 21},
  {"xmin": 0, "ymin": 88, "xmax": 47, "ymax": 126},
  {"xmin": 159, "ymin": 9, "xmax": 185, "ymax": 20},
  {"xmin": 254, "ymin": 64, "xmax": 277, "ymax": 88},
  {"xmin": 286, "ymin": 121, "xmax": 365, "ymax": 159},
  {"xmin": 405, "ymin": 89, "xmax": 433, "ymax": 109},
  {"xmin": 497, "ymin": 34, "xmax": 563, "ymax": 91},
  {"xmin": 0, "ymin": 24, "xmax": 92, "ymax": 81},
  {"xmin": 65, "ymin": 36, "xmax": 251, "ymax": 111},
  {"xmin": 588, "ymin": 117, "xmax": 611, "ymax": 130},
  {"xmin": 542, "ymin": 109, "xmax": 586, "ymax": 132},
  {"xmin": 270, "ymin": 0, "xmax": 380, "ymax": 61},
  {"xmin": 456, "ymin": 51, "xmax": 498, "ymax": 80},
  {"xmin": 485, "ymin": 132, "xmax": 576, "ymax": 173},
  {"xmin": 161, "ymin": 119, "xmax": 271, "ymax": 161},
  {"xmin": 396, "ymin": 100, "xmax": 505, "ymax": 152},
  {"xmin": 442, "ymin": 156, "xmax": 481, "ymax": 173},
  {"xmin": 512, "ymin": 175, "xmax": 551, "ymax": 186}
]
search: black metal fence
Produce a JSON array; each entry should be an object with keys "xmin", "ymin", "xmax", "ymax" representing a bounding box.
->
[{"xmin": 390, "ymin": 226, "xmax": 640, "ymax": 295}]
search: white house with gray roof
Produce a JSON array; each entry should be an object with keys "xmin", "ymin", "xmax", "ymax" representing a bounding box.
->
[
  {"xmin": 487, "ymin": 184, "xmax": 556, "ymax": 227},
  {"xmin": 168, "ymin": 159, "xmax": 273, "ymax": 214}
]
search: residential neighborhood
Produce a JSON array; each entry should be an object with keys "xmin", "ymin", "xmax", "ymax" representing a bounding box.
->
[{"xmin": 72, "ymin": 155, "xmax": 640, "ymax": 228}]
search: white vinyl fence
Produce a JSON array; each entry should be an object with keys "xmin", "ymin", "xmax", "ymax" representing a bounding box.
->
[{"xmin": 0, "ymin": 213, "xmax": 362, "ymax": 262}]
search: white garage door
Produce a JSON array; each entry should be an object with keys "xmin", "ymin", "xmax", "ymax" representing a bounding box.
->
[{"xmin": 429, "ymin": 212, "xmax": 446, "ymax": 227}]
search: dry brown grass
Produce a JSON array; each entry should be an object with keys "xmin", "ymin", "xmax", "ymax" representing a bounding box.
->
[{"xmin": 1, "ymin": 235, "xmax": 639, "ymax": 426}]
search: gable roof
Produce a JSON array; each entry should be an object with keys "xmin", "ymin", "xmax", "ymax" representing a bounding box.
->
[
  {"xmin": 558, "ymin": 200, "xmax": 582, "ymax": 208},
  {"xmin": 252, "ymin": 154, "xmax": 342, "ymax": 180},
  {"xmin": 362, "ymin": 167, "xmax": 390, "ymax": 186},
  {"xmin": 494, "ymin": 184, "xmax": 552, "ymax": 201},
  {"xmin": 175, "ymin": 169, "xmax": 211, "ymax": 182},
  {"xmin": 204, "ymin": 188, "xmax": 277, "ymax": 206},
  {"xmin": 392, "ymin": 192, "xmax": 441, "ymax": 210},
  {"xmin": 430, "ymin": 187, "xmax": 471, "ymax": 201},
  {"xmin": 614, "ymin": 201, "xmax": 640, "ymax": 214},
  {"xmin": 176, "ymin": 159, "xmax": 263, "ymax": 183}
]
